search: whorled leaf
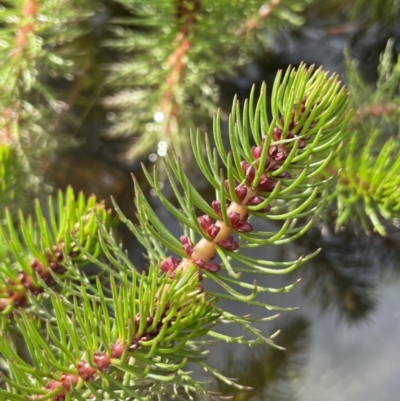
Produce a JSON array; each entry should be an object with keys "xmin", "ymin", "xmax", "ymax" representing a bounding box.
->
[
  {"xmin": 0, "ymin": 267, "xmax": 218, "ymax": 400},
  {"xmin": 0, "ymin": 187, "xmax": 115, "ymax": 316}
]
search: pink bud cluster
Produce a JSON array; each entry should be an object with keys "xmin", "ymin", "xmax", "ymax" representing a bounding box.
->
[
  {"xmin": 157, "ymin": 96, "xmax": 315, "ymax": 287},
  {"xmin": 41, "ymin": 348, "xmax": 120, "ymax": 400},
  {"xmin": 271, "ymin": 99, "xmax": 314, "ymax": 148},
  {"xmin": 1, "ymin": 243, "xmax": 68, "ymax": 314},
  {"xmin": 160, "ymin": 205, "xmax": 260, "ymax": 278},
  {"xmin": 39, "ymin": 302, "xmax": 173, "ymax": 400},
  {"xmin": 42, "ymin": 373, "xmax": 80, "ymax": 401},
  {"xmin": 198, "ymin": 214, "xmax": 220, "ymax": 239}
]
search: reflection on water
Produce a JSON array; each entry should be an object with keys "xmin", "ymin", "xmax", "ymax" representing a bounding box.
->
[
  {"xmin": 204, "ymin": 224, "xmax": 400, "ymax": 401},
  {"xmin": 293, "ymin": 226, "xmax": 400, "ymax": 323},
  {"xmin": 294, "ymin": 226, "xmax": 380, "ymax": 322},
  {"xmin": 217, "ymin": 316, "xmax": 310, "ymax": 401}
]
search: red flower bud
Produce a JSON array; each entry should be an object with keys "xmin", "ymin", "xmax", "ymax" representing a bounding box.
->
[
  {"xmin": 228, "ymin": 211, "xmax": 241, "ymax": 226},
  {"xmin": 208, "ymin": 224, "xmax": 220, "ymax": 239},
  {"xmin": 269, "ymin": 143, "xmax": 287, "ymax": 161},
  {"xmin": 204, "ymin": 262, "xmax": 221, "ymax": 272},
  {"xmin": 224, "ymin": 179, "xmax": 238, "ymax": 193},
  {"xmin": 129, "ymin": 339, "xmax": 139, "ymax": 351},
  {"xmin": 180, "ymin": 236, "xmax": 194, "ymax": 256},
  {"xmin": 77, "ymin": 361, "xmax": 97, "ymax": 381},
  {"xmin": 269, "ymin": 145, "xmax": 278, "ymax": 157},
  {"xmin": 194, "ymin": 258, "xmax": 205, "ymax": 267},
  {"xmin": 273, "ymin": 127, "xmax": 282, "ymax": 141},
  {"xmin": 194, "ymin": 258, "xmax": 221, "ymax": 272},
  {"xmin": 93, "ymin": 352, "xmax": 111, "ymax": 372},
  {"xmin": 30, "ymin": 258, "xmax": 43, "ymax": 272},
  {"xmin": 240, "ymin": 160, "xmax": 249, "ymax": 171},
  {"xmin": 198, "ymin": 215, "xmax": 220, "ymax": 238},
  {"xmin": 240, "ymin": 161, "xmax": 256, "ymax": 182},
  {"xmin": 235, "ymin": 185, "xmax": 247, "ymax": 202},
  {"xmin": 266, "ymin": 160, "xmax": 280, "ymax": 172},
  {"xmin": 277, "ymin": 171, "xmax": 291, "ymax": 179},
  {"xmin": 198, "ymin": 215, "xmax": 212, "ymax": 232},
  {"xmin": 257, "ymin": 175, "xmax": 276, "ymax": 192},
  {"xmin": 236, "ymin": 222, "xmax": 253, "ymax": 232},
  {"xmin": 61, "ymin": 373, "xmax": 79, "ymax": 389},
  {"xmin": 251, "ymin": 146, "xmax": 263, "ymax": 159},
  {"xmin": 212, "ymin": 200, "xmax": 222, "ymax": 216},
  {"xmin": 160, "ymin": 256, "xmax": 180, "ymax": 273},
  {"xmin": 228, "ymin": 211, "xmax": 253, "ymax": 233},
  {"xmin": 216, "ymin": 236, "xmax": 239, "ymax": 251},
  {"xmin": 247, "ymin": 196, "xmax": 263, "ymax": 206},
  {"xmin": 261, "ymin": 204, "xmax": 272, "ymax": 213},
  {"xmin": 274, "ymin": 150, "xmax": 286, "ymax": 161},
  {"xmin": 110, "ymin": 342, "xmax": 125, "ymax": 358}
]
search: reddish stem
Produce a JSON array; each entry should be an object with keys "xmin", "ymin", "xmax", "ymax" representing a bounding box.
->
[
  {"xmin": 159, "ymin": 1, "xmax": 200, "ymax": 137},
  {"xmin": 1, "ymin": 0, "xmax": 39, "ymax": 143}
]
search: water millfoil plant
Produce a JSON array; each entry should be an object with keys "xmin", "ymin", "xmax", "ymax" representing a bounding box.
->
[{"xmin": 0, "ymin": 64, "xmax": 352, "ymax": 400}]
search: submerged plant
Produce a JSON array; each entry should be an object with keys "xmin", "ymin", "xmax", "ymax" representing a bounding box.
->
[
  {"xmin": 0, "ymin": 64, "xmax": 352, "ymax": 399},
  {"xmin": 329, "ymin": 39, "xmax": 400, "ymax": 235},
  {"xmin": 104, "ymin": 0, "xmax": 311, "ymax": 161}
]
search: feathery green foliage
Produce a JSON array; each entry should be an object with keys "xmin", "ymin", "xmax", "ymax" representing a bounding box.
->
[
  {"xmin": 0, "ymin": 65, "xmax": 352, "ymax": 400},
  {"xmin": 0, "ymin": 187, "xmax": 115, "ymax": 317}
]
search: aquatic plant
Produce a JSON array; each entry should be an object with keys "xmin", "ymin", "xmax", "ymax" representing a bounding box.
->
[
  {"xmin": 0, "ymin": 63, "xmax": 352, "ymax": 398},
  {"xmin": 1, "ymin": 1, "xmax": 400, "ymax": 399}
]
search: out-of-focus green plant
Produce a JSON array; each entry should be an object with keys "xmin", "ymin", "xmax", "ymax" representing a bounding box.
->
[
  {"xmin": 0, "ymin": 144, "xmax": 22, "ymax": 210},
  {"xmin": 0, "ymin": 0, "xmax": 93, "ymax": 191},
  {"xmin": 349, "ymin": 0, "xmax": 400, "ymax": 23},
  {"xmin": 328, "ymin": 39, "xmax": 400, "ymax": 235},
  {"xmin": 103, "ymin": 0, "xmax": 314, "ymax": 161}
]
